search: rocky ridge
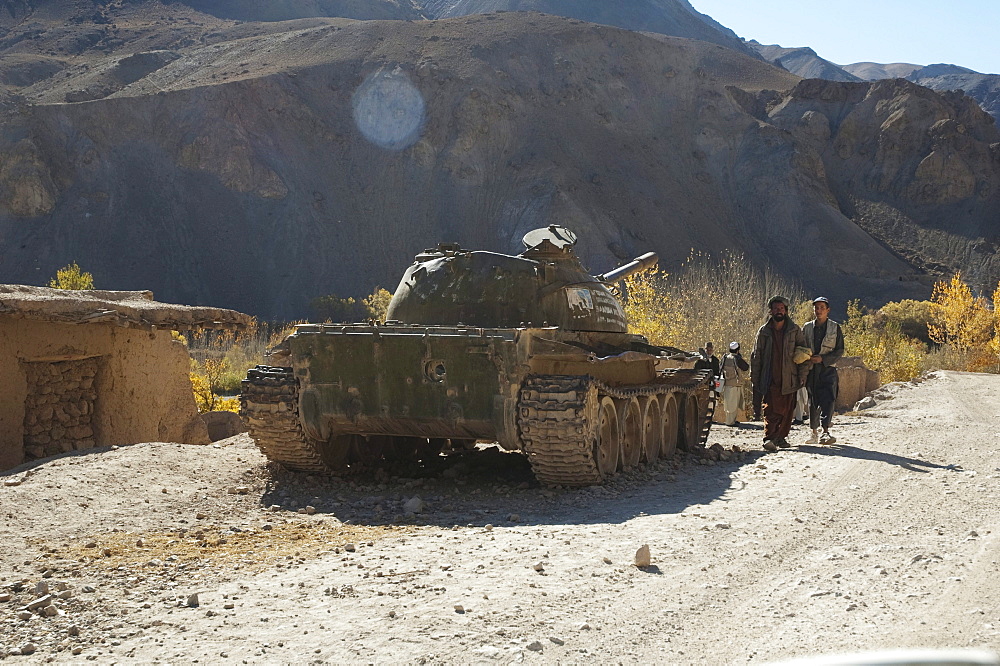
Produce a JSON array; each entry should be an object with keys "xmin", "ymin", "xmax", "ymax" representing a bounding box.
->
[
  {"xmin": 744, "ymin": 77, "xmax": 1000, "ymax": 287},
  {"xmin": 749, "ymin": 41, "xmax": 861, "ymax": 83},
  {"xmin": 862, "ymin": 64, "xmax": 1000, "ymax": 124},
  {"xmin": 417, "ymin": 0, "xmax": 762, "ymax": 59},
  {"xmin": 749, "ymin": 43, "xmax": 1000, "ymax": 125},
  {"xmin": 0, "ymin": 3, "xmax": 997, "ymax": 318}
]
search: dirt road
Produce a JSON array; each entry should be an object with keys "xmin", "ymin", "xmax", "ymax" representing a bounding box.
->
[{"xmin": 2, "ymin": 370, "xmax": 999, "ymax": 663}]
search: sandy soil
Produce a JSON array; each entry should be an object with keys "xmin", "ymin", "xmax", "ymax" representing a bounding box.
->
[{"xmin": 2, "ymin": 370, "xmax": 999, "ymax": 663}]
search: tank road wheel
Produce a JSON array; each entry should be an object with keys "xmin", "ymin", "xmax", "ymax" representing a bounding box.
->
[
  {"xmin": 595, "ymin": 396, "xmax": 620, "ymax": 478},
  {"xmin": 660, "ymin": 394, "xmax": 679, "ymax": 459},
  {"xmin": 360, "ymin": 435, "xmax": 395, "ymax": 463},
  {"xmin": 448, "ymin": 439, "xmax": 478, "ymax": 452},
  {"xmin": 240, "ymin": 366, "xmax": 331, "ymax": 473},
  {"xmin": 425, "ymin": 438, "xmax": 448, "ymax": 461},
  {"xmin": 384, "ymin": 436, "xmax": 420, "ymax": 462},
  {"xmin": 639, "ymin": 396, "xmax": 661, "ymax": 463},
  {"xmin": 680, "ymin": 394, "xmax": 701, "ymax": 451},
  {"xmin": 616, "ymin": 397, "xmax": 642, "ymax": 470}
]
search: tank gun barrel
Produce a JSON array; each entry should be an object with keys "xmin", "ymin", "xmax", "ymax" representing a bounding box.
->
[{"xmin": 597, "ymin": 252, "xmax": 658, "ymax": 283}]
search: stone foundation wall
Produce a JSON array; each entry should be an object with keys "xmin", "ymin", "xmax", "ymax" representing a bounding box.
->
[{"xmin": 21, "ymin": 358, "xmax": 99, "ymax": 461}]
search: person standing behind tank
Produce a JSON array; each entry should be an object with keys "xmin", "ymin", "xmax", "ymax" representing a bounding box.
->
[
  {"xmin": 750, "ymin": 296, "xmax": 810, "ymax": 451},
  {"xmin": 694, "ymin": 341, "xmax": 720, "ymax": 378},
  {"xmin": 803, "ymin": 297, "xmax": 844, "ymax": 444},
  {"xmin": 720, "ymin": 341, "xmax": 749, "ymax": 426}
]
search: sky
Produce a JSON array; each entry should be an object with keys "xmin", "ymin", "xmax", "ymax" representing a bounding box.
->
[{"xmin": 689, "ymin": 0, "xmax": 1000, "ymax": 74}]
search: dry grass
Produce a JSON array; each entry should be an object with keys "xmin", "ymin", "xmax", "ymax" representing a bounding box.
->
[
  {"xmin": 623, "ymin": 250, "xmax": 807, "ymax": 352},
  {"xmin": 34, "ymin": 521, "xmax": 420, "ymax": 573}
]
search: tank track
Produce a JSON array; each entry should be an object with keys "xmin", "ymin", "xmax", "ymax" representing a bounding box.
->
[
  {"xmin": 240, "ymin": 366, "xmax": 330, "ymax": 473},
  {"xmin": 518, "ymin": 370, "xmax": 713, "ymax": 487}
]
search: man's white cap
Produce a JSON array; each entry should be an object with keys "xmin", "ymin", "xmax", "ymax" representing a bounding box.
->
[{"xmin": 729, "ymin": 341, "xmax": 739, "ymax": 351}]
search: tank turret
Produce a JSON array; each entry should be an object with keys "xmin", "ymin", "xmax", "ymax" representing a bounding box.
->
[{"xmin": 386, "ymin": 225, "xmax": 657, "ymax": 333}]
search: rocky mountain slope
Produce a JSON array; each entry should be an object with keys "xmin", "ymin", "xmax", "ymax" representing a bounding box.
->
[
  {"xmin": 0, "ymin": 3, "xmax": 997, "ymax": 320},
  {"xmin": 416, "ymin": 0, "xmax": 761, "ymax": 59},
  {"xmin": 180, "ymin": 0, "xmax": 424, "ymax": 21},
  {"xmin": 846, "ymin": 63, "xmax": 1000, "ymax": 124},
  {"xmin": 745, "ymin": 78, "xmax": 1000, "ymax": 288},
  {"xmin": 748, "ymin": 43, "xmax": 1000, "ymax": 125},
  {"xmin": 748, "ymin": 42, "xmax": 861, "ymax": 82}
]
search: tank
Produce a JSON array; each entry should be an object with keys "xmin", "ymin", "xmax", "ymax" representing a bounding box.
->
[{"xmin": 240, "ymin": 226, "xmax": 716, "ymax": 487}]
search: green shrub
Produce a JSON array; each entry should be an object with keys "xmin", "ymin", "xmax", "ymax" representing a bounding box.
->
[
  {"xmin": 310, "ymin": 294, "xmax": 364, "ymax": 323},
  {"xmin": 843, "ymin": 300, "xmax": 925, "ymax": 383}
]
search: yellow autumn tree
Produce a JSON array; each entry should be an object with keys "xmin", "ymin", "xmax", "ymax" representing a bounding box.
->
[
  {"xmin": 842, "ymin": 300, "xmax": 925, "ymax": 383},
  {"xmin": 877, "ymin": 299, "xmax": 935, "ymax": 343},
  {"xmin": 622, "ymin": 267, "xmax": 682, "ymax": 346},
  {"xmin": 190, "ymin": 358, "xmax": 240, "ymax": 413},
  {"xmin": 49, "ymin": 262, "xmax": 94, "ymax": 290},
  {"xmin": 990, "ymin": 281, "xmax": 1000, "ymax": 373},
  {"xmin": 622, "ymin": 251, "xmax": 807, "ymax": 354},
  {"xmin": 190, "ymin": 371, "xmax": 217, "ymax": 412},
  {"xmin": 363, "ymin": 287, "xmax": 393, "ymax": 322},
  {"xmin": 927, "ymin": 272, "xmax": 993, "ymax": 371}
]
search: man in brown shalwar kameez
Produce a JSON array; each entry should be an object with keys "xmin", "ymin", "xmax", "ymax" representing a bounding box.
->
[{"xmin": 750, "ymin": 296, "xmax": 810, "ymax": 451}]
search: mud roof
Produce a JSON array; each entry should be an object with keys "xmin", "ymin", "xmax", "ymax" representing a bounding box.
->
[{"xmin": 0, "ymin": 285, "xmax": 250, "ymax": 331}]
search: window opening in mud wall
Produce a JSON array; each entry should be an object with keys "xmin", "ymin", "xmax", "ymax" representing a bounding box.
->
[{"xmin": 22, "ymin": 357, "xmax": 100, "ymax": 461}]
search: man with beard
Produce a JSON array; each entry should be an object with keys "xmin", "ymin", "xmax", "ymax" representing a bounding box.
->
[
  {"xmin": 694, "ymin": 341, "xmax": 721, "ymax": 378},
  {"xmin": 750, "ymin": 296, "xmax": 811, "ymax": 451}
]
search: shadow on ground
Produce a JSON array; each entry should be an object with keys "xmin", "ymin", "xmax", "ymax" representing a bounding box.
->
[
  {"xmin": 795, "ymin": 443, "xmax": 960, "ymax": 473},
  {"xmin": 257, "ymin": 442, "xmax": 765, "ymax": 530}
]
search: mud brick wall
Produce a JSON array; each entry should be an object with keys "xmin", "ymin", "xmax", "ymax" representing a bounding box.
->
[
  {"xmin": 1, "ymin": 318, "xmax": 210, "ymax": 471},
  {"xmin": 22, "ymin": 358, "xmax": 99, "ymax": 460}
]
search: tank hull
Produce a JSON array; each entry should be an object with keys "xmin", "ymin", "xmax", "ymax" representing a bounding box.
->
[
  {"xmin": 241, "ymin": 323, "xmax": 715, "ymax": 486},
  {"xmin": 291, "ymin": 324, "xmax": 520, "ymax": 446}
]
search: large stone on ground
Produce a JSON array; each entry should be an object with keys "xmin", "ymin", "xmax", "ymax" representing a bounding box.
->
[{"xmin": 201, "ymin": 411, "xmax": 247, "ymax": 442}]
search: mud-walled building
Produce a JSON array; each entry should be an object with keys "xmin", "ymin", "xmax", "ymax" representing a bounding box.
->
[{"xmin": 0, "ymin": 285, "xmax": 250, "ymax": 471}]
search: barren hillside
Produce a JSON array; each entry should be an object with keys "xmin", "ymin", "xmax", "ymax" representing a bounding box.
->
[
  {"xmin": 2, "ymin": 371, "xmax": 999, "ymax": 662},
  {"xmin": 748, "ymin": 41, "xmax": 862, "ymax": 82},
  {"xmin": 417, "ymin": 0, "xmax": 761, "ymax": 59},
  {"xmin": 0, "ymin": 4, "xmax": 998, "ymax": 319},
  {"xmin": 751, "ymin": 45, "xmax": 1000, "ymax": 125},
  {"xmin": 852, "ymin": 64, "xmax": 1000, "ymax": 124}
]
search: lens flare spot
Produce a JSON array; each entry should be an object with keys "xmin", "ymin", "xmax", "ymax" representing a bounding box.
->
[{"xmin": 352, "ymin": 67, "xmax": 426, "ymax": 151}]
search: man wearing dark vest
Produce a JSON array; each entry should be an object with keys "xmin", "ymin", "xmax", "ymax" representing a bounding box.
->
[
  {"xmin": 803, "ymin": 297, "xmax": 845, "ymax": 444},
  {"xmin": 750, "ymin": 296, "xmax": 810, "ymax": 451},
  {"xmin": 694, "ymin": 341, "xmax": 721, "ymax": 378}
]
